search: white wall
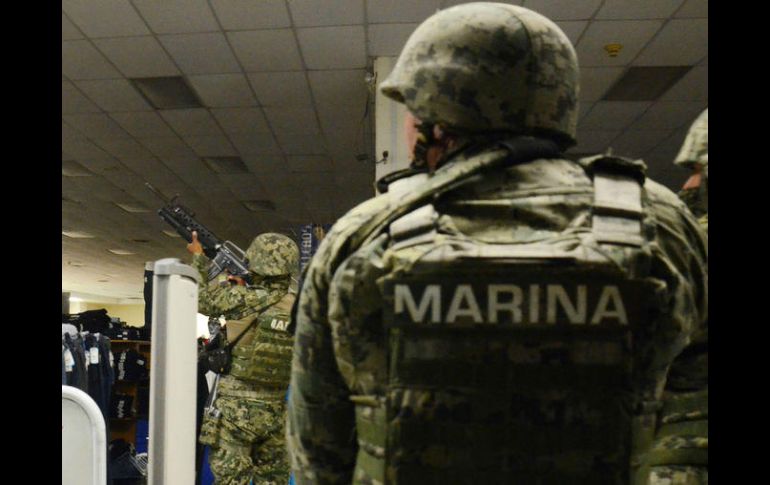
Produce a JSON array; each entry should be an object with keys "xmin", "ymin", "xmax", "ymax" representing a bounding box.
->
[{"xmin": 374, "ymin": 57, "xmax": 410, "ymax": 182}]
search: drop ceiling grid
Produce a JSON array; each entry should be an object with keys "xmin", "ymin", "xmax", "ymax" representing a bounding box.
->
[{"xmin": 62, "ymin": 0, "xmax": 705, "ymax": 300}]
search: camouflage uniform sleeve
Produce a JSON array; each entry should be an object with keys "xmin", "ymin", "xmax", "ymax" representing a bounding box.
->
[
  {"xmin": 645, "ymin": 182, "xmax": 708, "ymax": 385},
  {"xmin": 287, "ymin": 239, "xmax": 358, "ymax": 484},
  {"xmin": 193, "ymin": 254, "xmax": 279, "ymax": 318}
]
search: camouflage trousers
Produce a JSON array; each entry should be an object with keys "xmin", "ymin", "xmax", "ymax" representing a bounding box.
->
[
  {"xmin": 646, "ymin": 389, "xmax": 708, "ymax": 485},
  {"xmin": 200, "ymin": 375, "xmax": 289, "ymax": 485}
]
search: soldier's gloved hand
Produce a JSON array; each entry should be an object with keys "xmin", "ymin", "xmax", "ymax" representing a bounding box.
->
[{"xmin": 187, "ymin": 231, "xmax": 204, "ymax": 256}]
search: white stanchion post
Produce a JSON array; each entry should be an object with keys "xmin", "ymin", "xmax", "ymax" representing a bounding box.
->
[
  {"xmin": 148, "ymin": 258, "xmax": 200, "ymax": 485},
  {"xmin": 62, "ymin": 385, "xmax": 107, "ymax": 485}
]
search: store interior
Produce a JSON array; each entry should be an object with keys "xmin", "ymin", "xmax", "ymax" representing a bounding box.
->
[{"xmin": 61, "ymin": 1, "xmax": 707, "ymax": 482}]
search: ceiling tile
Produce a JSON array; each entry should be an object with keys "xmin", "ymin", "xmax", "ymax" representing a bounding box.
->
[
  {"xmin": 62, "ymin": 81, "xmax": 101, "ymax": 114},
  {"xmin": 264, "ymin": 107, "xmax": 320, "ymax": 134},
  {"xmin": 660, "ymin": 66, "xmax": 707, "ymax": 102},
  {"xmin": 607, "ymin": 129, "xmax": 671, "ymax": 159},
  {"xmin": 247, "ymin": 72, "xmax": 313, "ymax": 107},
  {"xmin": 580, "ymin": 67, "xmax": 625, "ymax": 102},
  {"xmin": 522, "ymin": 0, "xmax": 602, "ymax": 20},
  {"xmin": 211, "ymin": 108, "xmax": 272, "ymax": 134},
  {"xmin": 138, "ymin": 136, "xmax": 199, "ymax": 158},
  {"xmin": 316, "ymin": 102, "xmax": 370, "ymax": 133},
  {"xmin": 217, "ymin": 174, "xmax": 267, "ymax": 198},
  {"xmin": 288, "ymin": 0, "xmax": 364, "ymax": 27},
  {"xmin": 110, "ymin": 112, "xmax": 177, "ymax": 137},
  {"xmin": 121, "ymin": 158, "xmax": 179, "ymax": 185},
  {"xmin": 579, "ymin": 101, "xmax": 651, "ymax": 131},
  {"xmin": 210, "ymin": 0, "xmax": 291, "ymax": 30},
  {"xmin": 63, "ymin": 113, "xmax": 131, "ymax": 139},
  {"xmin": 75, "ymin": 79, "xmax": 152, "ymax": 112},
  {"xmin": 189, "ymin": 74, "xmax": 258, "ymax": 107},
  {"xmin": 93, "ymin": 37, "xmax": 180, "ymax": 77},
  {"xmin": 555, "ymin": 21, "xmax": 588, "ymax": 46},
  {"xmin": 631, "ymin": 101, "xmax": 706, "ymax": 131},
  {"xmin": 275, "ymin": 133, "xmax": 328, "ymax": 155},
  {"xmin": 62, "ymin": 13, "xmax": 83, "ymax": 40},
  {"xmin": 132, "ymin": 0, "xmax": 219, "ymax": 34},
  {"xmin": 229, "ymin": 133, "xmax": 282, "ymax": 155},
  {"xmin": 159, "ymin": 33, "xmax": 241, "ymax": 74},
  {"xmin": 633, "ymin": 19, "xmax": 708, "ymax": 66},
  {"xmin": 62, "ymin": 0, "xmax": 150, "ymax": 38},
  {"xmin": 325, "ymin": 129, "xmax": 371, "ymax": 165},
  {"xmin": 442, "ymin": 0, "xmax": 522, "ymax": 6},
  {"xmin": 62, "ymin": 41, "xmax": 122, "ymax": 80},
  {"xmin": 62, "ymin": 136, "xmax": 111, "ymax": 160},
  {"xmin": 308, "ymin": 69, "xmax": 369, "ymax": 107},
  {"xmin": 297, "ymin": 26, "xmax": 367, "ymax": 69},
  {"xmin": 183, "ymin": 135, "xmax": 238, "ymax": 156},
  {"xmin": 160, "ymin": 109, "xmax": 224, "ymax": 136},
  {"xmin": 93, "ymin": 137, "xmax": 155, "ymax": 159},
  {"xmin": 576, "ymin": 20, "xmax": 664, "ymax": 67},
  {"xmin": 368, "ymin": 23, "xmax": 419, "ymax": 56},
  {"xmin": 675, "ymin": 0, "xmax": 708, "ymax": 18},
  {"xmin": 228, "ymin": 30, "xmax": 303, "ymax": 71},
  {"xmin": 595, "ymin": 0, "xmax": 685, "ymax": 19},
  {"xmin": 287, "ymin": 155, "xmax": 334, "ymax": 173},
  {"xmin": 570, "ymin": 130, "xmax": 621, "ymax": 154},
  {"xmin": 367, "ymin": 0, "xmax": 441, "ymax": 23}
]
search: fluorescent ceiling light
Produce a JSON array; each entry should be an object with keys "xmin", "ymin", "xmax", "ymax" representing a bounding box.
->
[
  {"xmin": 130, "ymin": 76, "xmax": 203, "ymax": 109},
  {"xmin": 62, "ymin": 160, "xmax": 93, "ymax": 177},
  {"xmin": 603, "ymin": 66, "xmax": 692, "ymax": 102},
  {"xmin": 62, "ymin": 230, "xmax": 95, "ymax": 238},
  {"xmin": 108, "ymin": 249, "xmax": 135, "ymax": 255},
  {"xmin": 115, "ymin": 202, "xmax": 150, "ymax": 213},
  {"xmin": 243, "ymin": 200, "xmax": 276, "ymax": 212}
]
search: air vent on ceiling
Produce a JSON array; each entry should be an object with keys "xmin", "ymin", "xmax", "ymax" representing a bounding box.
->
[
  {"xmin": 98, "ymin": 279, "xmax": 109, "ymax": 283},
  {"xmin": 130, "ymin": 76, "xmax": 203, "ymax": 109},
  {"xmin": 62, "ymin": 230, "xmax": 95, "ymax": 239},
  {"xmin": 603, "ymin": 66, "xmax": 692, "ymax": 102},
  {"xmin": 243, "ymin": 200, "xmax": 276, "ymax": 212},
  {"xmin": 115, "ymin": 202, "xmax": 150, "ymax": 213},
  {"xmin": 67, "ymin": 261, "xmax": 85, "ymax": 267},
  {"xmin": 131, "ymin": 239, "xmax": 151, "ymax": 243},
  {"xmin": 162, "ymin": 230, "xmax": 182, "ymax": 238},
  {"xmin": 203, "ymin": 156, "xmax": 249, "ymax": 174},
  {"xmin": 108, "ymin": 249, "xmax": 135, "ymax": 256},
  {"xmin": 62, "ymin": 160, "xmax": 93, "ymax": 177}
]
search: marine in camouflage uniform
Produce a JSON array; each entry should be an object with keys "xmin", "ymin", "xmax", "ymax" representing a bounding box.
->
[
  {"xmin": 287, "ymin": 4, "xmax": 707, "ymax": 484},
  {"xmin": 193, "ymin": 233, "xmax": 300, "ymax": 485},
  {"xmin": 646, "ymin": 109, "xmax": 709, "ymax": 485}
]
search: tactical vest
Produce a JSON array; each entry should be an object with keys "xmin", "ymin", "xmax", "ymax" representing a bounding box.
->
[
  {"xmin": 351, "ymin": 156, "xmax": 668, "ymax": 484},
  {"xmin": 228, "ymin": 291, "xmax": 296, "ymax": 394}
]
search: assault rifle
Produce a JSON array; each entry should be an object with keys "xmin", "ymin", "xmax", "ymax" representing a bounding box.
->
[{"xmin": 146, "ymin": 183, "xmax": 251, "ymax": 283}]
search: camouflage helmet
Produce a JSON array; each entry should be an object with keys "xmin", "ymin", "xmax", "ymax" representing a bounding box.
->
[
  {"xmin": 380, "ymin": 2, "xmax": 579, "ymax": 148},
  {"xmin": 674, "ymin": 108, "xmax": 708, "ymax": 168},
  {"xmin": 245, "ymin": 233, "xmax": 299, "ymax": 277}
]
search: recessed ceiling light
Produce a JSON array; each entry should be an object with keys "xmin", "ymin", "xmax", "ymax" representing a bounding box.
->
[
  {"xmin": 108, "ymin": 249, "xmax": 135, "ymax": 255},
  {"xmin": 162, "ymin": 230, "xmax": 182, "ymax": 238},
  {"xmin": 130, "ymin": 76, "xmax": 203, "ymax": 109},
  {"xmin": 62, "ymin": 160, "xmax": 93, "ymax": 177},
  {"xmin": 243, "ymin": 200, "xmax": 276, "ymax": 212},
  {"xmin": 115, "ymin": 202, "xmax": 150, "ymax": 213},
  {"xmin": 203, "ymin": 156, "xmax": 249, "ymax": 174},
  {"xmin": 603, "ymin": 66, "xmax": 692, "ymax": 102},
  {"xmin": 62, "ymin": 230, "xmax": 95, "ymax": 239}
]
